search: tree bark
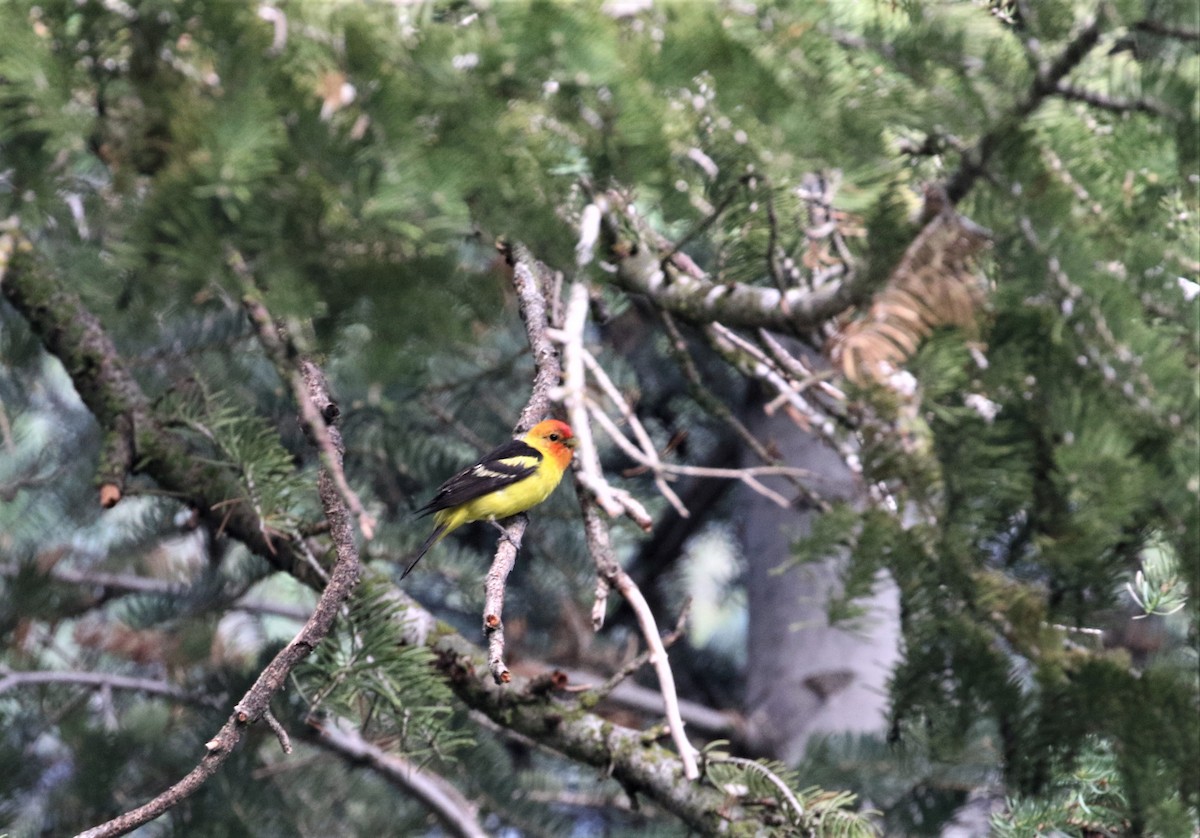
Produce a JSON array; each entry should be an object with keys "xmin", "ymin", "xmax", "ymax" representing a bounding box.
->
[{"xmin": 738, "ymin": 347, "xmax": 902, "ymax": 763}]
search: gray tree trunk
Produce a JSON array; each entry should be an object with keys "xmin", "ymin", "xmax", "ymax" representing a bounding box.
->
[{"xmin": 738, "ymin": 357, "xmax": 902, "ymax": 764}]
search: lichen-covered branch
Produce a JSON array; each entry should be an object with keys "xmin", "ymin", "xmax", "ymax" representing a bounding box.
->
[
  {"xmin": 0, "ymin": 228, "xmax": 322, "ymax": 587},
  {"xmin": 430, "ymin": 629, "xmax": 726, "ymax": 831},
  {"xmin": 597, "ymin": 192, "xmax": 868, "ymax": 334}
]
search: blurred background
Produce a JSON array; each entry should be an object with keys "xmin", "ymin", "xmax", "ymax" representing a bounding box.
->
[{"xmin": 1, "ymin": 1, "xmax": 1196, "ymax": 835}]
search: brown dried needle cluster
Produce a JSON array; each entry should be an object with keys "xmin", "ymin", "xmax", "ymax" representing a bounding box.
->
[{"xmin": 830, "ymin": 204, "xmax": 992, "ymax": 385}]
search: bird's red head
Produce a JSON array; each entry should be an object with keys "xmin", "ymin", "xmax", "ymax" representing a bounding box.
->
[
  {"xmin": 527, "ymin": 419, "xmax": 576, "ymax": 468},
  {"xmin": 529, "ymin": 419, "xmax": 575, "ymax": 447}
]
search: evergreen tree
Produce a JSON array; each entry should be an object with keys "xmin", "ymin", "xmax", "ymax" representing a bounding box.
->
[{"xmin": 1, "ymin": 1, "xmax": 1195, "ymax": 835}]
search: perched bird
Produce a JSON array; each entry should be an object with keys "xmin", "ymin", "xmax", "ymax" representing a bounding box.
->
[{"xmin": 403, "ymin": 419, "xmax": 576, "ymax": 577}]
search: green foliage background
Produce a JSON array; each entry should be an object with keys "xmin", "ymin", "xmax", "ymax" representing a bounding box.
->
[{"xmin": 1, "ymin": 0, "xmax": 1196, "ymax": 835}]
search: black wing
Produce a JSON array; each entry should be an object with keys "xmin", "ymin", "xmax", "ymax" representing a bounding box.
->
[{"xmin": 417, "ymin": 438, "xmax": 542, "ymax": 515}]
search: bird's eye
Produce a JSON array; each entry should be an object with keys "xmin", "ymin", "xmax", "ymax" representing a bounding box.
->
[{"xmin": 548, "ymin": 433, "xmax": 560, "ymax": 441}]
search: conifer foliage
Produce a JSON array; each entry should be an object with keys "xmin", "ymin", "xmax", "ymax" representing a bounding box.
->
[{"xmin": 1, "ymin": 1, "xmax": 1196, "ymax": 836}]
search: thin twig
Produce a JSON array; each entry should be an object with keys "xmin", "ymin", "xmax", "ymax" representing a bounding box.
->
[
  {"xmin": 0, "ymin": 667, "xmax": 213, "ymax": 707},
  {"xmin": 945, "ymin": 12, "xmax": 1106, "ymax": 203},
  {"xmin": 577, "ymin": 347, "xmax": 691, "ymax": 514},
  {"xmin": 761, "ymin": 182, "xmax": 790, "ymax": 309},
  {"xmin": 586, "ymin": 401, "xmax": 793, "ymax": 509},
  {"xmin": 481, "ymin": 242, "xmax": 569, "ymax": 684},
  {"xmin": 707, "ymin": 324, "xmax": 822, "ymax": 421},
  {"xmin": 574, "ymin": 488, "xmax": 700, "ymax": 780},
  {"xmin": 1132, "ymin": 18, "xmax": 1200, "ymax": 40},
  {"xmin": 565, "ymin": 322, "xmax": 816, "ymax": 509},
  {"xmin": 756, "ymin": 330, "xmax": 845, "ymax": 404},
  {"xmin": 551, "ymin": 282, "xmax": 653, "ymax": 529},
  {"xmin": 584, "ymin": 402, "xmax": 692, "ymax": 515},
  {"xmin": 263, "ymin": 707, "xmax": 293, "ymax": 754},
  {"xmin": 657, "ymin": 181, "xmax": 744, "ymax": 269},
  {"xmin": 589, "ymin": 600, "xmax": 690, "ymax": 702},
  {"xmin": 309, "ymin": 720, "xmax": 488, "ymax": 838},
  {"xmin": 239, "ymin": 272, "xmax": 377, "ymax": 543},
  {"xmin": 659, "ymin": 311, "xmax": 787, "ymax": 466}
]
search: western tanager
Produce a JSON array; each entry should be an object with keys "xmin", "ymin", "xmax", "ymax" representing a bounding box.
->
[{"xmin": 403, "ymin": 419, "xmax": 577, "ymax": 577}]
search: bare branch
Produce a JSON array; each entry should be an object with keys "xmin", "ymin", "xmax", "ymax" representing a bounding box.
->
[
  {"xmin": 506, "ymin": 241, "xmax": 565, "ymax": 434},
  {"xmin": 574, "ymin": 488, "xmax": 700, "ymax": 780},
  {"xmin": 551, "ymin": 282, "xmax": 654, "ymax": 529},
  {"xmin": 73, "ymin": 351, "xmax": 362, "ymax": 838},
  {"xmin": 482, "ymin": 515, "xmax": 525, "ymax": 685},
  {"xmin": 506, "ymin": 244, "xmax": 701, "ymax": 781},
  {"xmin": 554, "ymin": 306, "xmax": 806, "ymax": 511},
  {"xmin": 586, "ymin": 600, "xmax": 690, "ymax": 702},
  {"xmin": 0, "ymin": 667, "xmax": 211, "ymax": 706},
  {"xmin": 310, "ymin": 720, "xmax": 488, "ymax": 838},
  {"xmin": 239, "ymin": 261, "xmax": 376, "ymax": 542},
  {"xmin": 480, "ymin": 242, "xmax": 571, "ymax": 684},
  {"xmin": 659, "ymin": 311, "xmax": 785, "ymax": 467}
]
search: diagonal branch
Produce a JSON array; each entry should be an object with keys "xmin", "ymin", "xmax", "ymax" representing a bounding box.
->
[
  {"xmin": 573, "ymin": 488, "xmax": 701, "ymax": 780},
  {"xmin": 0, "ymin": 227, "xmax": 323, "ymax": 587},
  {"xmin": 74, "ymin": 361, "xmax": 362, "ymax": 838},
  {"xmin": 945, "ymin": 12, "xmax": 1106, "ymax": 203},
  {"xmin": 240, "ymin": 266, "xmax": 376, "ymax": 542},
  {"xmin": 308, "ymin": 720, "xmax": 487, "ymax": 838}
]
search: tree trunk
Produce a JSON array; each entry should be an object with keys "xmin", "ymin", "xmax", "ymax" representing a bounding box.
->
[{"xmin": 738, "ymin": 352, "xmax": 902, "ymax": 764}]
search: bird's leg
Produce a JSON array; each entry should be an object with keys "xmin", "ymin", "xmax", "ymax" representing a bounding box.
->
[{"xmin": 488, "ymin": 519, "xmax": 521, "ymax": 549}]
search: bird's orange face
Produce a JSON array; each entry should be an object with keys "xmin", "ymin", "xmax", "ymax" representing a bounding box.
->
[{"xmin": 529, "ymin": 419, "xmax": 576, "ymax": 468}]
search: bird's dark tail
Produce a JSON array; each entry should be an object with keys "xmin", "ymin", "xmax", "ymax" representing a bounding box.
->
[{"xmin": 402, "ymin": 523, "xmax": 447, "ymax": 579}]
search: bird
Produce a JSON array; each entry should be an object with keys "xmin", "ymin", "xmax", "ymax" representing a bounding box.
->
[{"xmin": 402, "ymin": 419, "xmax": 577, "ymax": 578}]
